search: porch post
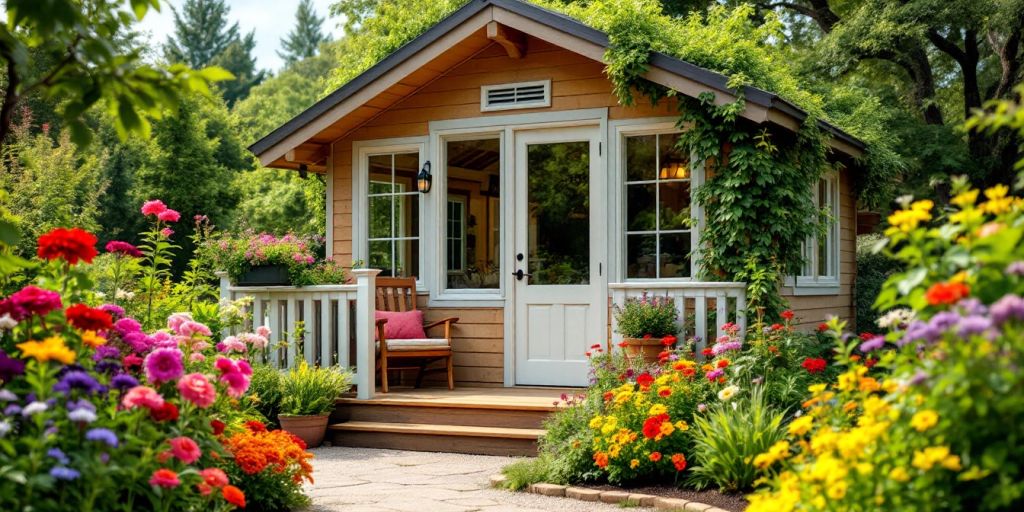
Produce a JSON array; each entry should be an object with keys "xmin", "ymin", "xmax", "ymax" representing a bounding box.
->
[
  {"xmin": 216, "ymin": 271, "xmax": 231, "ymax": 338},
  {"xmin": 352, "ymin": 268, "xmax": 381, "ymax": 400}
]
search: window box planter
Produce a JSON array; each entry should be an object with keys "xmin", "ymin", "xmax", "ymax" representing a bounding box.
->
[
  {"xmin": 236, "ymin": 264, "xmax": 291, "ymax": 286},
  {"xmin": 621, "ymin": 337, "xmax": 665, "ymax": 365}
]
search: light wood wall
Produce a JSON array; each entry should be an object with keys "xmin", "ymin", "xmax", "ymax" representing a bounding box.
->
[{"xmin": 327, "ymin": 35, "xmax": 856, "ymax": 385}]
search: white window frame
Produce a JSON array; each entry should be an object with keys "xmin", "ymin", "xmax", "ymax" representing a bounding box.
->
[
  {"xmin": 790, "ymin": 172, "xmax": 841, "ymax": 295},
  {"xmin": 610, "ymin": 119, "xmax": 703, "ymax": 283},
  {"xmin": 352, "ymin": 137, "xmax": 427, "ymax": 288}
]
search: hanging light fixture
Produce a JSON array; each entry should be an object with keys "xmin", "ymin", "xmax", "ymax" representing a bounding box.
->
[
  {"xmin": 659, "ymin": 157, "xmax": 688, "ymax": 180},
  {"xmin": 417, "ymin": 161, "xmax": 432, "ymax": 193},
  {"xmin": 298, "ymin": 163, "xmax": 309, "ymax": 179}
]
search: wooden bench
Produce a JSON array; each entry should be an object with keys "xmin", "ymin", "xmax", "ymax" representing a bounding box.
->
[{"xmin": 375, "ymin": 277, "xmax": 458, "ymax": 393}]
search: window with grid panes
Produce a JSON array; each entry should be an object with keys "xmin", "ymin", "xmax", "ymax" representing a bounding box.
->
[{"xmin": 367, "ymin": 152, "xmax": 420, "ymax": 278}]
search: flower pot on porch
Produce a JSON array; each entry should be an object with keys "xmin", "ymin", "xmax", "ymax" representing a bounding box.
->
[
  {"xmin": 277, "ymin": 414, "xmax": 329, "ymax": 448},
  {"xmin": 621, "ymin": 337, "xmax": 666, "ymax": 365},
  {"xmin": 237, "ymin": 264, "xmax": 291, "ymax": 286}
]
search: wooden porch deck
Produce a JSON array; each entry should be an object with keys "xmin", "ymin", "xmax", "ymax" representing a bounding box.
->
[{"xmin": 329, "ymin": 386, "xmax": 580, "ymax": 456}]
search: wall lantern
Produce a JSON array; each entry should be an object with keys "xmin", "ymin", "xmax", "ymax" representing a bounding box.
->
[
  {"xmin": 659, "ymin": 158, "xmax": 688, "ymax": 180},
  {"xmin": 417, "ymin": 161, "xmax": 432, "ymax": 193},
  {"xmin": 298, "ymin": 163, "xmax": 309, "ymax": 179}
]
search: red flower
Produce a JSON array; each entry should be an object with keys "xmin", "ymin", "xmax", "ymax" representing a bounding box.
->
[
  {"xmin": 802, "ymin": 357, "xmax": 827, "ymax": 374},
  {"xmin": 717, "ymin": 359, "xmax": 730, "ymax": 368},
  {"xmin": 642, "ymin": 414, "xmax": 670, "ymax": 439},
  {"xmin": 781, "ymin": 310, "xmax": 794, "ymax": 321},
  {"xmin": 671, "ymin": 453, "xmax": 687, "ymax": 471},
  {"xmin": 37, "ymin": 228, "xmax": 98, "ymax": 265},
  {"xmin": 658, "ymin": 387, "xmax": 672, "ymax": 398},
  {"xmin": 701, "ymin": 347, "xmax": 714, "ymax": 357},
  {"xmin": 649, "ymin": 451, "xmax": 662, "ymax": 462},
  {"xmin": 211, "ymin": 419, "xmax": 226, "ymax": 436},
  {"xmin": 767, "ymin": 345, "xmax": 779, "ymax": 354},
  {"xmin": 642, "ymin": 334, "xmax": 652, "ymax": 340},
  {"xmin": 817, "ymin": 323, "xmax": 829, "ymax": 332},
  {"xmin": 123, "ymin": 354, "xmax": 143, "ymax": 370},
  {"xmin": 617, "ymin": 341, "xmax": 628, "ymax": 348},
  {"xmin": 245, "ymin": 420, "xmax": 267, "ymax": 433},
  {"xmin": 65, "ymin": 304, "xmax": 113, "ymax": 332},
  {"xmin": 865, "ymin": 358, "xmax": 878, "ymax": 368},
  {"xmin": 858, "ymin": 332, "xmax": 875, "ymax": 341},
  {"xmin": 603, "ymin": 391, "xmax": 614, "ymax": 402},
  {"xmin": 770, "ymin": 323, "xmax": 783, "ymax": 331},
  {"xmin": 636, "ymin": 372, "xmax": 654, "ymax": 390},
  {"xmin": 661, "ymin": 335, "xmax": 677, "ymax": 347},
  {"xmin": 222, "ymin": 485, "xmax": 246, "ymax": 508},
  {"xmin": 149, "ymin": 468, "xmax": 180, "ymax": 488},
  {"xmin": 658, "ymin": 350, "xmax": 670, "ymax": 363},
  {"xmin": 150, "ymin": 402, "xmax": 179, "ymax": 422},
  {"xmin": 925, "ymin": 282, "xmax": 970, "ymax": 306}
]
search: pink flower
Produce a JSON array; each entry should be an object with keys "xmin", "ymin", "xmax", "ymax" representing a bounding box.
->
[
  {"xmin": 144, "ymin": 347, "xmax": 184, "ymax": 384},
  {"xmin": 105, "ymin": 240, "xmax": 143, "ymax": 258},
  {"xmin": 179, "ymin": 321, "xmax": 212, "ymax": 337},
  {"xmin": 149, "ymin": 468, "xmax": 180, "ymax": 488},
  {"xmin": 141, "ymin": 200, "xmax": 167, "ymax": 216},
  {"xmin": 216, "ymin": 336, "xmax": 247, "ymax": 353},
  {"xmin": 1, "ymin": 286, "xmax": 63, "ymax": 321},
  {"xmin": 168, "ymin": 436, "xmax": 201, "ymax": 464},
  {"xmin": 161, "ymin": 228, "xmax": 174, "ymax": 238},
  {"xmin": 157, "ymin": 209, "xmax": 181, "ymax": 223},
  {"xmin": 214, "ymin": 357, "xmax": 252, "ymax": 397},
  {"xmin": 177, "ymin": 373, "xmax": 216, "ymax": 408},
  {"xmin": 256, "ymin": 325, "xmax": 271, "ymax": 338},
  {"xmin": 167, "ymin": 312, "xmax": 193, "ymax": 333},
  {"xmin": 122, "ymin": 386, "xmax": 165, "ymax": 410},
  {"xmin": 190, "ymin": 353, "xmax": 206, "ymax": 363},
  {"xmin": 200, "ymin": 467, "xmax": 228, "ymax": 487}
]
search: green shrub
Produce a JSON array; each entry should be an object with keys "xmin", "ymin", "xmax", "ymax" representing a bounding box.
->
[
  {"xmin": 246, "ymin": 364, "xmax": 285, "ymax": 427},
  {"xmin": 279, "ymin": 362, "xmax": 352, "ymax": 416},
  {"xmin": 613, "ymin": 294, "xmax": 679, "ymax": 338},
  {"xmin": 688, "ymin": 386, "xmax": 787, "ymax": 492},
  {"xmin": 855, "ymin": 234, "xmax": 902, "ymax": 332}
]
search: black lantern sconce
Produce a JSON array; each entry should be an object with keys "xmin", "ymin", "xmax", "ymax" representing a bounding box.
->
[
  {"xmin": 298, "ymin": 163, "xmax": 309, "ymax": 179},
  {"xmin": 417, "ymin": 161, "xmax": 432, "ymax": 193}
]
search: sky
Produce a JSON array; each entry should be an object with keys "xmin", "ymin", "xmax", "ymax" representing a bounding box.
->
[{"xmin": 137, "ymin": 0, "xmax": 345, "ymax": 73}]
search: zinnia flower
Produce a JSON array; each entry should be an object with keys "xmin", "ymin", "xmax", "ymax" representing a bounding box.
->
[
  {"xmin": 144, "ymin": 347, "xmax": 184, "ymax": 384},
  {"xmin": 636, "ymin": 372, "xmax": 654, "ymax": 390},
  {"xmin": 37, "ymin": 227, "xmax": 98, "ymax": 265},
  {"xmin": 4, "ymin": 286, "xmax": 63, "ymax": 320},
  {"xmin": 780, "ymin": 310, "xmax": 794, "ymax": 321},
  {"xmin": 718, "ymin": 385, "xmax": 740, "ymax": 401},
  {"xmin": 222, "ymin": 485, "xmax": 246, "ymax": 508},
  {"xmin": 122, "ymin": 385, "xmax": 165, "ymax": 410},
  {"xmin": 211, "ymin": 419, "xmax": 226, "ymax": 435},
  {"xmin": 200, "ymin": 468, "xmax": 229, "ymax": 488},
  {"xmin": 925, "ymin": 281, "xmax": 970, "ymax": 306},
  {"xmin": 149, "ymin": 468, "xmax": 180, "ymax": 488},
  {"xmin": 104, "ymin": 240, "xmax": 143, "ymax": 258},
  {"xmin": 157, "ymin": 209, "xmax": 180, "ymax": 222},
  {"xmin": 141, "ymin": 200, "xmax": 167, "ymax": 216},
  {"xmin": 168, "ymin": 436, "xmax": 201, "ymax": 464},
  {"xmin": 65, "ymin": 304, "xmax": 113, "ymax": 332},
  {"xmin": 671, "ymin": 453, "xmax": 687, "ymax": 471},
  {"xmin": 177, "ymin": 373, "xmax": 217, "ymax": 408},
  {"xmin": 150, "ymin": 401, "xmax": 179, "ymax": 422},
  {"xmin": 801, "ymin": 357, "xmax": 827, "ymax": 374}
]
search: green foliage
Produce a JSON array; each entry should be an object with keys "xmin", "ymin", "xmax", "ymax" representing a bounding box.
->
[
  {"xmin": 501, "ymin": 455, "xmax": 554, "ymax": 490},
  {"xmin": 203, "ymin": 231, "xmax": 345, "ymax": 286},
  {"xmin": 279, "ymin": 361, "xmax": 352, "ymax": 416},
  {"xmin": 612, "ymin": 295, "xmax": 680, "ymax": 338},
  {"xmin": 220, "ymin": 456, "xmax": 311, "ymax": 512},
  {"xmin": 688, "ymin": 386, "xmax": 787, "ymax": 492},
  {"xmin": 278, "ymin": 0, "xmax": 331, "ymax": 65},
  {"xmin": 245, "ymin": 364, "xmax": 286, "ymax": 428},
  {"xmin": 856, "ymin": 234, "xmax": 903, "ymax": 333}
]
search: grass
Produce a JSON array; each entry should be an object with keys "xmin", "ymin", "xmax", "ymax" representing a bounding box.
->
[{"xmin": 500, "ymin": 455, "xmax": 553, "ymax": 491}]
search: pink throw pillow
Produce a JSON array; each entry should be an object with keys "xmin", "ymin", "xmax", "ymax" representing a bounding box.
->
[{"xmin": 375, "ymin": 310, "xmax": 427, "ymax": 340}]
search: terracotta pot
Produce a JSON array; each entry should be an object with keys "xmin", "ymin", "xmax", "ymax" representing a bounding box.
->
[
  {"xmin": 621, "ymin": 337, "xmax": 667, "ymax": 365},
  {"xmin": 278, "ymin": 414, "xmax": 329, "ymax": 448}
]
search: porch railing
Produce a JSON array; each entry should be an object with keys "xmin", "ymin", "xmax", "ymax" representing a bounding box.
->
[
  {"xmin": 608, "ymin": 281, "xmax": 747, "ymax": 352},
  {"xmin": 218, "ymin": 268, "xmax": 380, "ymax": 399}
]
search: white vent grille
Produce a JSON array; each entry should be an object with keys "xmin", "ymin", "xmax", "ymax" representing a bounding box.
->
[{"xmin": 481, "ymin": 80, "xmax": 551, "ymax": 111}]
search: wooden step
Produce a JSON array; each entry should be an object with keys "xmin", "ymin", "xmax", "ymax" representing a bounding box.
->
[{"xmin": 328, "ymin": 421, "xmax": 543, "ymax": 456}]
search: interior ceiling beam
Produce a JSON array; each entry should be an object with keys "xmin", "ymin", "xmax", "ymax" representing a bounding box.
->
[{"xmin": 486, "ymin": 21, "xmax": 526, "ymax": 59}]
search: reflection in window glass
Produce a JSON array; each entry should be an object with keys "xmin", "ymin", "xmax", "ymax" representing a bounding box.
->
[
  {"xmin": 800, "ymin": 176, "xmax": 839, "ymax": 283},
  {"xmin": 527, "ymin": 141, "xmax": 590, "ymax": 285},
  {"xmin": 624, "ymin": 133, "xmax": 692, "ymax": 279},
  {"xmin": 445, "ymin": 138, "xmax": 501, "ymax": 289},
  {"xmin": 367, "ymin": 152, "xmax": 420, "ymax": 277}
]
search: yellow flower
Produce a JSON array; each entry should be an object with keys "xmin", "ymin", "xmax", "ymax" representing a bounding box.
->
[
  {"xmin": 912, "ymin": 446, "xmax": 958, "ymax": 471},
  {"xmin": 648, "ymin": 404, "xmax": 668, "ymax": 416},
  {"xmin": 950, "ymin": 208, "xmax": 984, "ymax": 225},
  {"xmin": 658, "ymin": 421, "xmax": 675, "ymax": 438},
  {"xmin": 588, "ymin": 416, "xmax": 604, "ymax": 429},
  {"xmin": 788, "ymin": 416, "xmax": 814, "ymax": 436},
  {"xmin": 826, "ymin": 479, "xmax": 847, "ymax": 499},
  {"xmin": 608, "ymin": 444, "xmax": 621, "ymax": 458},
  {"xmin": 17, "ymin": 336, "xmax": 75, "ymax": 364},
  {"xmin": 630, "ymin": 458, "xmax": 640, "ymax": 469},
  {"xmin": 80, "ymin": 330, "xmax": 106, "ymax": 348},
  {"xmin": 951, "ymin": 189, "xmax": 979, "ymax": 207},
  {"xmin": 753, "ymin": 440, "xmax": 791, "ymax": 470},
  {"xmin": 981, "ymin": 184, "xmax": 1014, "ymax": 214},
  {"xmin": 601, "ymin": 418, "xmax": 618, "ymax": 436},
  {"xmin": 889, "ymin": 467, "xmax": 910, "ymax": 482},
  {"xmin": 910, "ymin": 410, "xmax": 939, "ymax": 432},
  {"xmin": 855, "ymin": 462, "xmax": 874, "ymax": 475},
  {"xmin": 675, "ymin": 420, "xmax": 688, "ymax": 432},
  {"xmin": 887, "ymin": 200, "xmax": 933, "ymax": 232},
  {"xmin": 958, "ymin": 466, "xmax": 991, "ymax": 481},
  {"xmin": 808, "ymin": 383, "xmax": 827, "ymax": 395}
]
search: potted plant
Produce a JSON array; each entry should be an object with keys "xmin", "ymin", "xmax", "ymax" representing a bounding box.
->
[
  {"xmin": 204, "ymin": 231, "xmax": 346, "ymax": 286},
  {"xmin": 613, "ymin": 293, "xmax": 679, "ymax": 364},
  {"xmin": 278, "ymin": 361, "xmax": 352, "ymax": 447}
]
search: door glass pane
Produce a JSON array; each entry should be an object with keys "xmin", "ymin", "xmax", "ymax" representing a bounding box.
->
[
  {"xmin": 527, "ymin": 141, "xmax": 590, "ymax": 285},
  {"xmin": 445, "ymin": 138, "xmax": 501, "ymax": 289}
]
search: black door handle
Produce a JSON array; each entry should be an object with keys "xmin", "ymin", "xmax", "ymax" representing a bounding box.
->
[{"xmin": 512, "ymin": 269, "xmax": 533, "ymax": 280}]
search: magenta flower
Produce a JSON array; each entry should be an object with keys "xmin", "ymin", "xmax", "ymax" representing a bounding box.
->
[
  {"xmin": 143, "ymin": 347, "xmax": 184, "ymax": 384},
  {"xmin": 161, "ymin": 228, "xmax": 174, "ymax": 238},
  {"xmin": 2, "ymin": 286, "xmax": 63, "ymax": 321},
  {"xmin": 114, "ymin": 317, "xmax": 142, "ymax": 336},
  {"xmin": 104, "ymin": 240, "xmax": 143, "ymax": 258},
  {"xmin": 141, "ymin": 200, "xmax": 167, "ymax": 216},
  {"xmin": 157, "ymin": 209, "xmax": 181, "ymax": 223}
]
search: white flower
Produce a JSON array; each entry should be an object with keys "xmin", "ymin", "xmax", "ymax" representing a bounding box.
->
[
  {"xmin": 0, "ymin": 390, "xmax": 16, "ymax": 402},
  {"xmin": 94, "ymin": 291, "xmax": 106, "ymax": 299},
  {"xmin": 114, "ymin": 289, "xmax": 135, "ymax": 300},
  {"xmin": 717, "ymin": 385, "xmax": 740, "ymax": 401},
  {"xmin": 0, "ymin": 314, "xmax": 16, "ymax": 330},
  {"xmin": 877, "ymin": 308, "xmax": 915, "ymax": 329},
  {"xmin": 22, "ymin": 401, "xmax": 48, "ymax": 416},
  {"xmin": 0, "ymin": 420, "xmax": 11, "ymax": 437},
  {"xmin": 68, "ymin": 408, "xmax": 97, "ymax": 423}
]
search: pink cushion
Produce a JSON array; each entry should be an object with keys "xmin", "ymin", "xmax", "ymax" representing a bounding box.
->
[{"xmin": 375, "ymin": 310, "xmax": 427, "ymax": 340}]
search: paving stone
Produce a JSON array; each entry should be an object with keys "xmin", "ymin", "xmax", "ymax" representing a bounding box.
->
[
  {"xmin": 628, "ymin": 493, "xmax": 658, "ymax": 507},
  {"xmin": 599, "ymin": 490, "xmax": 631, "ymax": 504},
  {"xmin": 530, "ymin": 483, "xmax": 567, "ymax": 497},
  {"xmin": 489, "ymin": 474, "xmax": 508, "ymax": 488},
  {"xmin": 565, "ymin": 487, "xmax": 602, "ymax": 502},
  {"xmin": 654, "ymin": 497, "xmax": 690, "ymax": 510},
  {"xmin": 684, "ymin": 503, "xmax": 712, "ymax": 511},
  {"xmin": 705, "ymin": 508, "xmax": 731, "ymax": 512},
  {"xmin": 445, "ymin": 497, "xmax": 502, "ymax": 507}
]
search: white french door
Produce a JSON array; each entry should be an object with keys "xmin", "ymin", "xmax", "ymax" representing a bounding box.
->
[{"xmin": 512, "ymin": 126, "xmax": 606, "ymax": 386}]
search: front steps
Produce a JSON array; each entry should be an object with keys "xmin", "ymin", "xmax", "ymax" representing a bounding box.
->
[{"xmin": 328, "ymin": 387, "xmax": 568, "ymax": 456}]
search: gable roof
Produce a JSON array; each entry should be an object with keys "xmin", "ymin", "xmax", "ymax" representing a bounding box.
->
[{"xmin": 250, "ymin": 0, "xmax": 864, "ymax": 168}]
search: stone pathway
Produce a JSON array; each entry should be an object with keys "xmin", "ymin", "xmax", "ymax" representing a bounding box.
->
[{"xmin": 306, "ymin": 447, "xmax": 655, "ymax": 511}]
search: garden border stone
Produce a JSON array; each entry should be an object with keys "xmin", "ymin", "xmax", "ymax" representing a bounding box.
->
[{"xmin": 490, "ymin": 475, "xmax": 723, "ymax": 511}]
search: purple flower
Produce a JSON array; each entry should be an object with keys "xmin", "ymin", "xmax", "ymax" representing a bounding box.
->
[
  {"xmin": 956, "ymin": 298, "xmax": 987, "ymax": 317},
  {"xmin": 929, "ymin": 311, "xmax": 961, "ymax": 331},
  {"xmin": 1007, "ymin": 261, "xmax": 1024, "ymax": 275},
  {"xmin": 113, "ymin": 317, "xmax": 142, "ymax": 337},
  {"xmin": 92, "ymin": 345, "xmax": 120, "ymax": 361},
  {"xmin": 48, "ymin": 448, "xmax": 69, "ymax": 465},
  {"xmin": 53, "ymin": 371, "xmax": 102, "ymax": 395},
  {"xmin": 0, "ymin": 349, "xmax": 25, "ymax": 383},
  {"xmin": 99, "ymin": 304, "xmax": 125, "ymax": 319},
  {"xmin": 110, "ymin": 373, "xmax": 139, "ymax": 392},
  {"xmin": 900, "ymin": 320, "xmax": 942, "ymax": 346},
  {"xmin": 909, "ymin": 370, "xmax": 930, "ymax": 386},
  {"xmin": 143, "ymin": 347, "xmax": 184, "ymax": 384},
  {"xmin": 49, "ymin": 466, "xmax": 80, "ymax": 481},
  {"xmin": 859, "ymin": 336, "xmax": 886, "ymax": 353},
  {"xmin": 3, "ymin": 404, "xmax": 21, "ymax": 416},
  {"xmin": 0, "ymin": 389, "xmax": 16, "ymax": 402},
  {"xmin": 123, "ymin": 332, "xmax": 154, "ymax": 353},
  {"xmin": 705, "ymin": 369, "xmax": 724, "ymax": 381},
  {"xmin": 104, "ymin": 240, "xmax": 143, "ymax": 258},
  {"xmin": 711, "ymin": 341, "xmax": 742, "ymax": 355},
  {"xmin": 990, "ymin": 294, "xmax": 1024, "ymax": 326},
  {"xmin": 85, "ymin": 428, "xmax": 118, "ymax": 448},
  {"xmin": 957, "ymin": 315, "xmax": 993, "ymax": 337},
  {"xmin": 95, "ymin": 360, "xmax": 121, "ymax": 375}
]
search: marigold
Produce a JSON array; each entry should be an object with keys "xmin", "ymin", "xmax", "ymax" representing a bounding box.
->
[
  {"xmin": 17, "ymin": 337, "xmax": 75, "ymax": 364},
  {"xmin": 221, "ymin": 427, "xmax": 314, "ymax": 483},
  {"xmin": 671, "ymin": 453, "xmax": 687, "ymax": 471},
  {"xmin": 649, "ymin": 451, "xmax": 662, "ymax": 462},
  {"xmin": 594, "ymin": 451, "xmax": 609, "ymax": 468},
  {"xmin": 788, "ymin": 415, "xmax": 814, "ymax": 436},
  {"xmin": 629, "ymin": 458, "xmax": 639, "ymax": 469},
  {"xmin": 910, "ymin": 410, "xmax": 939, "ymax": 432},
  {"xmin": 222, "ymin": 485, "xmax": 246, "ymax": 508}
]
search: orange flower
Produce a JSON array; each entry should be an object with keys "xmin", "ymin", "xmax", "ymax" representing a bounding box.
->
[
  {"xmin": 767, "ymin": 345, "xmax": 779, "ymax": 354},
  {"xmin": 594, "ymin": 452, "xmax": 609, "ymax": 468},
  {"xmin": 671, "ymin": 453, "xmax": 687, "ymax": 471},
  {"xmin": 657, "ymin": 386, "xmax": 672, "ymax": 398},
  {"xmin": 717, "ymin": 359, "xmax": 730, "ymax": 369},
  {"xmin": 221, "ymin": 427, "xmax": 314, "ymax": 484},
  {"xmin": 925, "ymin": 281, "xmax": 970, "ymax": 306},
  {"xmin": 649, "ymin": 451, "xmax": 662, "ymax": 462},
  {"xmin": 222, "ymin": 485, "xmax": 246, "ymax": 508},
  {"xmin": 81, "ymin": 330, "xmax": 106, "ymax": 348}
]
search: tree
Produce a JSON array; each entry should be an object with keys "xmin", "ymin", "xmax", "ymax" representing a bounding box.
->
[
  {"xmin": 279, "ymin": 0, "xmax": 331, "ymax": 65},
  {"xmin": 0, "ymin": 0, "xmax": 229, "ymax": 146},
  {"xmin": 164, "ymin": 0, "xmax": 265, "ymax": 106}
]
